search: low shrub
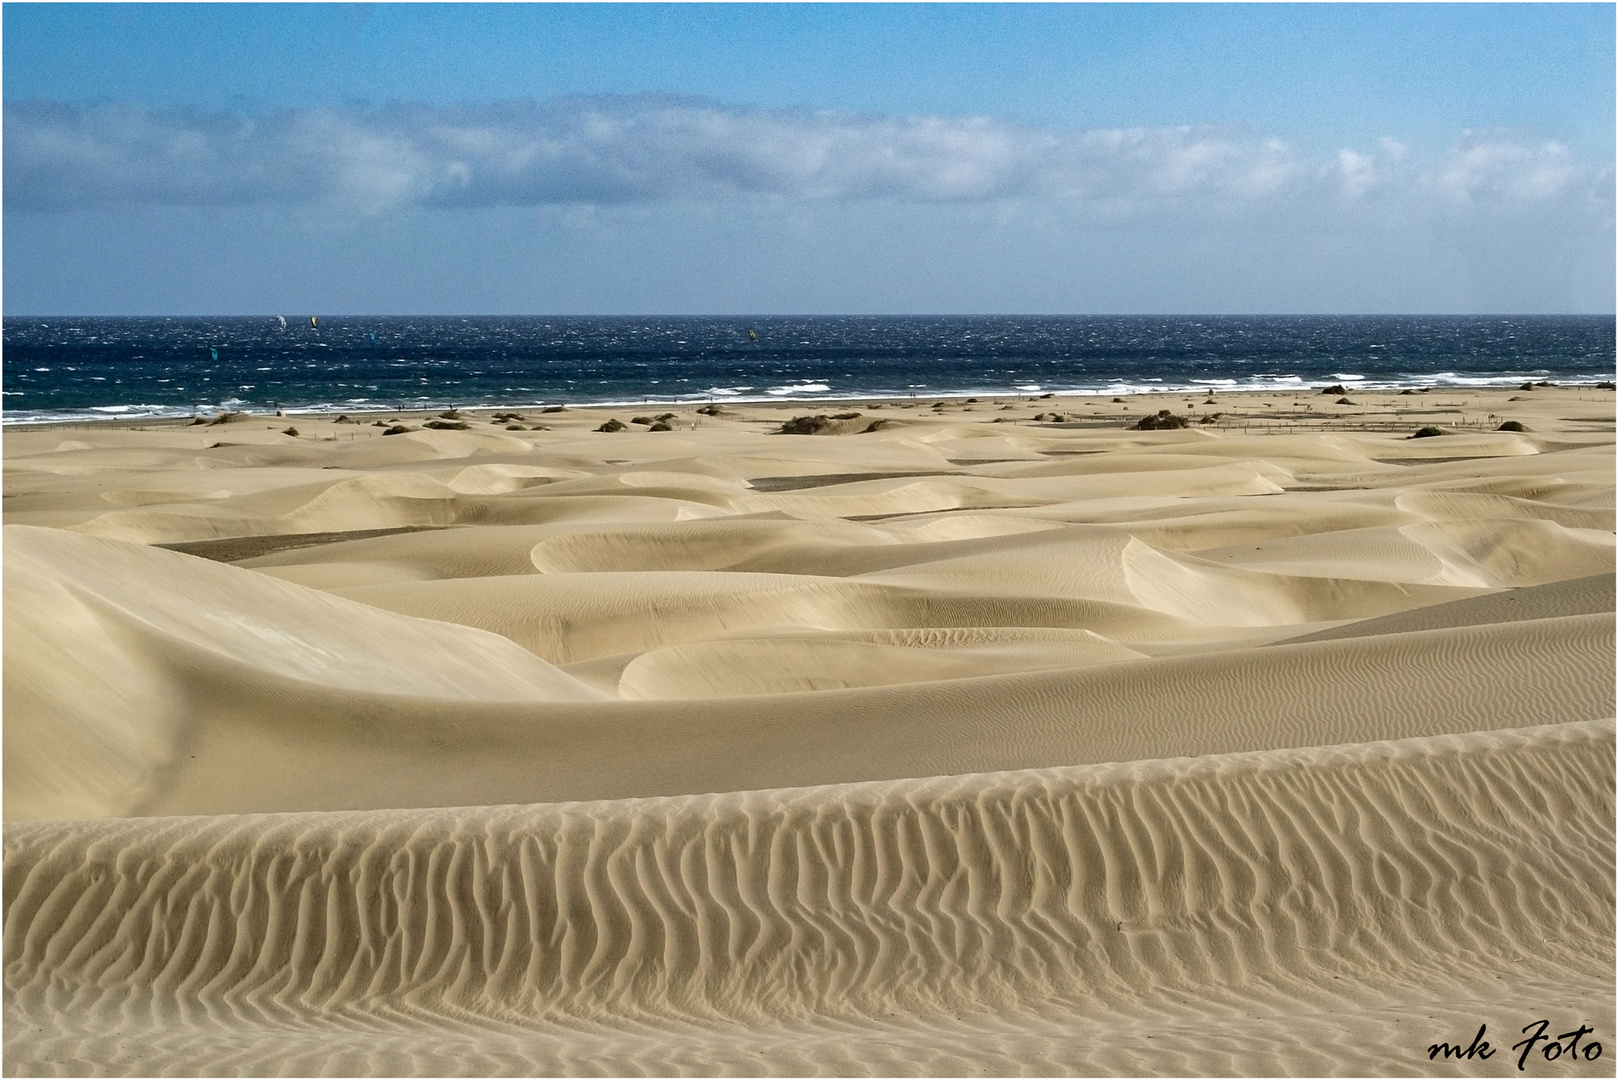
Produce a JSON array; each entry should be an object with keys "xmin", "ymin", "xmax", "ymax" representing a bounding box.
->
[
  {"xmin": 780, "ymin": 415, "xmax": 831, "ymax": 435},
  {"xmin": 1133, "ymin": 410, "xmax": 1189, "ymax": 430}
]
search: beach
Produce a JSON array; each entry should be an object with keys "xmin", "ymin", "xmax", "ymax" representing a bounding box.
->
[{"xmin": 5, "ymin": 383, "xmax": 1614, "ymax": 1075}]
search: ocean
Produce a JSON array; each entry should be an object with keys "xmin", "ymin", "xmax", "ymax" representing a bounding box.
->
[{"xmin": 2, "ymin": 315, "xmax": 1612, "ymax": 425}]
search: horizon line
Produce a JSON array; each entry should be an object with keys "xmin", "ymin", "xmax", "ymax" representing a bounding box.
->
[{"xmin": 6, "ymin": 312, "xmax": 1615, "ymax": 320}]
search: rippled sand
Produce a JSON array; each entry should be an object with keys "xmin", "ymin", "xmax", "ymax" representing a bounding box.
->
[{"xmin": 6, "ymin": 387, "xmax": 1614, "ymax": 1075}]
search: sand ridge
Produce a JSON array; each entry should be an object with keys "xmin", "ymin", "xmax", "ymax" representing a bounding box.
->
[{"xmin": 4, "ymin": 385, "xmax": 1614, "ymax": 1074}]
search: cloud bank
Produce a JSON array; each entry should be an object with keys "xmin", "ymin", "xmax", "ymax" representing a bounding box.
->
[{"xmin": 5, "ymin": 96, "xmax": 1607, "ymax": 219}]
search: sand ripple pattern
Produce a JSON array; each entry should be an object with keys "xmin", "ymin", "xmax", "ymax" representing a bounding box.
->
[{"xmin": 7, "ymin": 720, "xmax": 1612, "ymax": 1075}]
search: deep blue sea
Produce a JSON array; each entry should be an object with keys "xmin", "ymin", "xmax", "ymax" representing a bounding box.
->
[{"xmin": 3, "ymin": 315, "xmax": 1613, "ymax": 424}]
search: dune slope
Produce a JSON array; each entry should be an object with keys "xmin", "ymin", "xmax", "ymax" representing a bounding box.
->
[{"xmin": 5, "ymin": 719, "xmax": 1612, "ymax": 1075}]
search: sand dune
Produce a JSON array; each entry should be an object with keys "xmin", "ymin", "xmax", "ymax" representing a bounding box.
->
[
  {"xmin": 3, "ymin": 525, "xmax": 602, "ymax": 821},
  {"xmin": 6, "ymin": 720, "xmax": 1611, "ymax": 1075},
  {"xmin": 1279, "ymin": 572, "xmax": 1616, "ymax": 643},
  {"xmin": 5, "ymin": 386, "xmax": 1614, "ymax": 1075}
]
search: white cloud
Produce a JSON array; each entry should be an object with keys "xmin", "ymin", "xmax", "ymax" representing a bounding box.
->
[
  {"xmin": 4, "ymin": 97, "xmax": 1607, "ymax": 223},
  {"xmin": 1435, "ymin": 133, "xmax": 1578, "ymax": 204},
  {"xmin": 1334, "ymin": 149, "xmax": 1378, "ymax": 199}
]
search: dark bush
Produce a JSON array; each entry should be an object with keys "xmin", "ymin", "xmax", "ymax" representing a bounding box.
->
[
  {"xmin": 282, "ymin": 427, "xmax": 299, "ymax": 437},
  {"xmin": 424, "ymin": 419, "xmax": 469, "ymax": 430},
  {"xmin": 1321, "ymin": 384, "xmax": 1347, "ymax": 395},
  {"xmin": 1410, "ymin": 426, "xmax": 1445, "ymax": 439},
  {"xmin": 649, "ymin": 421, "xmax": 673, "ymax": 431},
  {"xmin": 1497, "ymin": 420, "xmax": 1526, "ymax": 432},
  {"xmin": 779, "ymin": 415, "xmax": 832, "ymax": 434},
  {"xmin": 1336, "ymin": 397, "xmax": 1355, "ymax": 405},
  {"xmin": 541, "ymin": 405, "xmax": 567, "ymax": 413},
  {"xmin": 596, "ymin": 418, "xmax": 627, "ymax": 432},
  {"xmin": 382, "ymin": 425, "xmax": 412, "ymax": 435},
  {"xmin": 631, "ymin": 416, "xmax": 654, "ymax": 425},
  {"xmin": 1133, "ymin": 412, "xmax": 1190, "ymax": 430}
]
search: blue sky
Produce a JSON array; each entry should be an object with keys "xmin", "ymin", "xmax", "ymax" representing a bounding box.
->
[{"xmin": 4, "ymin": 3, "xmax": 1613, "ymax": 314}]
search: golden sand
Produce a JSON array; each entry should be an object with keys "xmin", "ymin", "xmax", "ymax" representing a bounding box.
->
[{"xmin": 5, "ymin": 386, "xmax": 1614, "ymax": 1074}]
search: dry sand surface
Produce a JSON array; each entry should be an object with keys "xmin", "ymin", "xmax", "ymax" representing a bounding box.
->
[{"xmin": 5, "ymin": 386, "xmax": 1615, "ymax": 1075}]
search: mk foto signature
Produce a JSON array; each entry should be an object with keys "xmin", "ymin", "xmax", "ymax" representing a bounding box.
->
[{"xmin": 1430, "ymin": 1021, "xmax": 1601, "ymax": 1069}]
